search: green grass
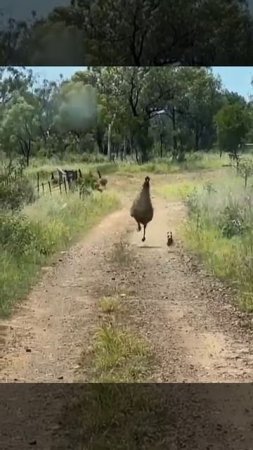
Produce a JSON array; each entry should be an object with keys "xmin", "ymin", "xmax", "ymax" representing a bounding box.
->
[
  {"xmin": 80, "ymin": 290, "xmax": 154, "ymax": 383},
  {"xmin": 117, "ymin": 152, "xmax": 227, "ymax": 175},
  {"xmin": 158, "ymin": 179, "xmax": 202, "ymax": 201},
  {"xmin": 21, "ymin": 152, "xmax": 230, "ymax": 183},
  {"xmin": 91, "ymin": 323, "xmax": 153, "ymax": 382},
  {"xmin": 25, "ymin": 161, "xmax": 118, "ymax": 181},
  {"xmin": 0, "ymin": 191, "xmax": 120, "ymax": 317},
  {"xmin": 182, "ymin": 175, "xmax": 253, "ymax": 312}
]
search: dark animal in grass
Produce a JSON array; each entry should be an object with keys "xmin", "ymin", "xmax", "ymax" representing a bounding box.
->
[
  {"xmin": 167, "ymin": 231, "xmax": 174, "ymax": 246},
  {"xmin": 97, "ymin": 169, "xmax": 108, "ymax": 188},
  {"xmin": 130, "ymin": 176, "xmax": 154, "ymax": 242}
]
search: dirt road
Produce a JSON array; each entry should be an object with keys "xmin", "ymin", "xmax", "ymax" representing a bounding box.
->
[{"xmin": 1, "ymin": 173, "xmax": 253, "ymax": 448}]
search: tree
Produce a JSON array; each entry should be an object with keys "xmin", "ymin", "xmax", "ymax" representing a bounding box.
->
[
  {"xmin": 0, "ymin": 96, "xmax": 40, "ymax": 166},
  {"xmin": 237, "ymin": 157, "xmax": 253, "ymax": 188},
  {"xmin": 4, "ymin": 0, "xmax": 252, "ymax": 65},
  {"xmin": 175, "ymin": 68, "xmax": 223, "ymax": 151},
  {"xmin": 215, "ymin": 103, "xmax": 251, "ymax": 157}
]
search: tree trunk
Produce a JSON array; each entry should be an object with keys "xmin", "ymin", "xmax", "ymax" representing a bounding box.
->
[
  {"xmin": 123, "ymin": 137, "xmax": 126, "ymax": 160},
  {"xmin": 195, "ymin": 127, "xmax": 200, "ymax": 152},
  {"xmin": 25, "ymin": 140, "xmax": 31, "ymax": 167},
  {"xmin": 135, "ymin": 145, "xmax": 140, "ymax": 164},
  {"xmin": 107, "ymin": 123, "xmax": 112, "ymax": 160},
  {"xmin": 160, "ymin": 134, "xmax": 163, "ymax": 157},
  {"xmin": 107, "ymin": 114, "xmax": 116, "ymax": 160},
  {"xmin": 172, "ymin": 107, "xmax": 177, "ymax": 154}
]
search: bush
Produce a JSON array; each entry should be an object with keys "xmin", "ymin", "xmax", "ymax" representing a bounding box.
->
[
  {"xmin": 0, "ymin": 213, "xmax": 36, "ymax": 255},
  {"xmin": 0, "ymin": 176, "xmax": 36, "ymax": 211},
  {"xmin": 217, "ymin": 199, "xmax": 247, "ymax": 238}
]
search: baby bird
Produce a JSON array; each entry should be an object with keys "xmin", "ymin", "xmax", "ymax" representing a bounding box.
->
[{"xmin": 167, "ymin": 231, "xmax": 174, "ymax": 246}]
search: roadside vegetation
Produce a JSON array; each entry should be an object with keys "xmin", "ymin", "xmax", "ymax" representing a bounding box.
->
[
  {"xmin": 0, "ymin": 169, "xmax": 119, "ymax": 316},
  {"xmin": 160, "ymin": 160, "xmax": 253, "ymax": 313}
]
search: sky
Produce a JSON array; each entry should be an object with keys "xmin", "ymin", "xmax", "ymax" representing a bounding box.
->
[
  {"xmin": 28, "ymin": 66, "xmax": 253, "ymax": 101},
  {"xmin": 0, "ymin": 0, "xmax": 70, "ymax": 24}
]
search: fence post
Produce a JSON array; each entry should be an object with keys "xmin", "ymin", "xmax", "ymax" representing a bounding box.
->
[
  {"xmin": 37, "ymin": 172, "xmax": 40, "ymax": 193},
  {"xmin": 63, "ymin": 178, "xmax": 67, "ymax": 194}
]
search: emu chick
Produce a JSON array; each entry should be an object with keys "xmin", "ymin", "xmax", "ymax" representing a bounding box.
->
[
  {"xmin": 167, "ymin": 231, "xmax": 173, "ymax": 246},
  {"xmin": 130, "ymin": 176, "xmax": 154, "ymax": 242}
]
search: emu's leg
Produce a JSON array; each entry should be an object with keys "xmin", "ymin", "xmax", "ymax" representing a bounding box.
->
[
  {"xmin": 135, "ymin": 219, "xmax": 141, "ymax": 232},
  {"xmin": 142, "ymin": 224, "xmax": 147, "ymax": 242}
]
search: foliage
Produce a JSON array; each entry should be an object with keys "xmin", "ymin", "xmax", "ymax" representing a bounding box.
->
[
  {"xmin": 3, "ymin": 0, "xmax": 253, "ymax": 65},
  {"xmin": 218, "ymin": 198, "xmax": 248, "ymax": 238},
  {"xmin": 237, "ymin": 157, "xmax": 253, "ymax": 188},
  {"xmin": 0, "ymin": 175, "xmax": 36, "ymax": 211},
  {"xmin": 215, "ymin": 103, "xmax": 251, "ymax": 155},
  {"xmin": 0, "ymin": 191, "xmax": 120, "ymax": 316},
  {"xmin": 183, "ymin": 178, "xmax": 253, "ymax": 311},
  {"xmin": 0, "ymin": 95, "xmax": 40, "ymax": 166},
  {"xmin": 0, "ymin": 66, "xmax": 252, "ymax": 166}
]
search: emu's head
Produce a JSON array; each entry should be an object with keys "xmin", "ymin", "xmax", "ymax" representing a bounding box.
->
[{"xmin": 143, "ymin": 176, "xmax": 151, "ymax": 188}]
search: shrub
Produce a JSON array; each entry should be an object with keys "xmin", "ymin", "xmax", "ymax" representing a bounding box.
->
[
  {"xmin": 0, "ymin": 213, "xmax": 40, "ymax": 256},
  {"xmin": 218, "ymin": 200, "xmax": 247, "ymax": 238},
  {"xmin": 0, "ymin": 176, "xmax": 36, "ymax": 211}
]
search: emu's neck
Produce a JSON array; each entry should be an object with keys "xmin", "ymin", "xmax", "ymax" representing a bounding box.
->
[{"xmin": 141, "ymin": 185, "xmax": 151, "ymax": 198}]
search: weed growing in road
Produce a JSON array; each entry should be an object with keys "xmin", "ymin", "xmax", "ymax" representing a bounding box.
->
[
  {"xmin": 99, "ymin": 296, "xmax": 120, "ymax": 314},
  {"xmin": 80, "ymin": 293, "xmax": 154, "ymax": 383},
  {"xmin": 92, "ymin": 323, "xmax": 152, "ymax": 382}
]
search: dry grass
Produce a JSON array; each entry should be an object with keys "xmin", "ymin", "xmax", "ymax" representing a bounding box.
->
[{"xmin": 99, "ymin": 296, "xmax": 121, "ymax": 314}]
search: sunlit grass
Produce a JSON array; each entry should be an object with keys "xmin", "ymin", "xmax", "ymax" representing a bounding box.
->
[
  {"xmin": 182, "ymin": 175, "xmax": 253, "ymax": 312},
  {"xmin": 0, "ymin": 191, "xmax": 120, "ymax": 316}
]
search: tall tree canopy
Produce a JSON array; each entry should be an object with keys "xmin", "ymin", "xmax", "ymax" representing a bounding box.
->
[
  {"xmin": 0, "ymin": 66, "xmax": 252, "ymax": 164},
  {"xmin": 1, "ymin": 0, "xmax": 253, "ymax": 65}
]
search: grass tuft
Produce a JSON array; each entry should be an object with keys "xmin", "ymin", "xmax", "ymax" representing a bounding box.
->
[
  {"xmin": 99, "ymin": 296, "xmax": 120, "ymax": 314},
  {"xmin": 92, "ymin": 323, "xmax": 152, "ymax": 382}
]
